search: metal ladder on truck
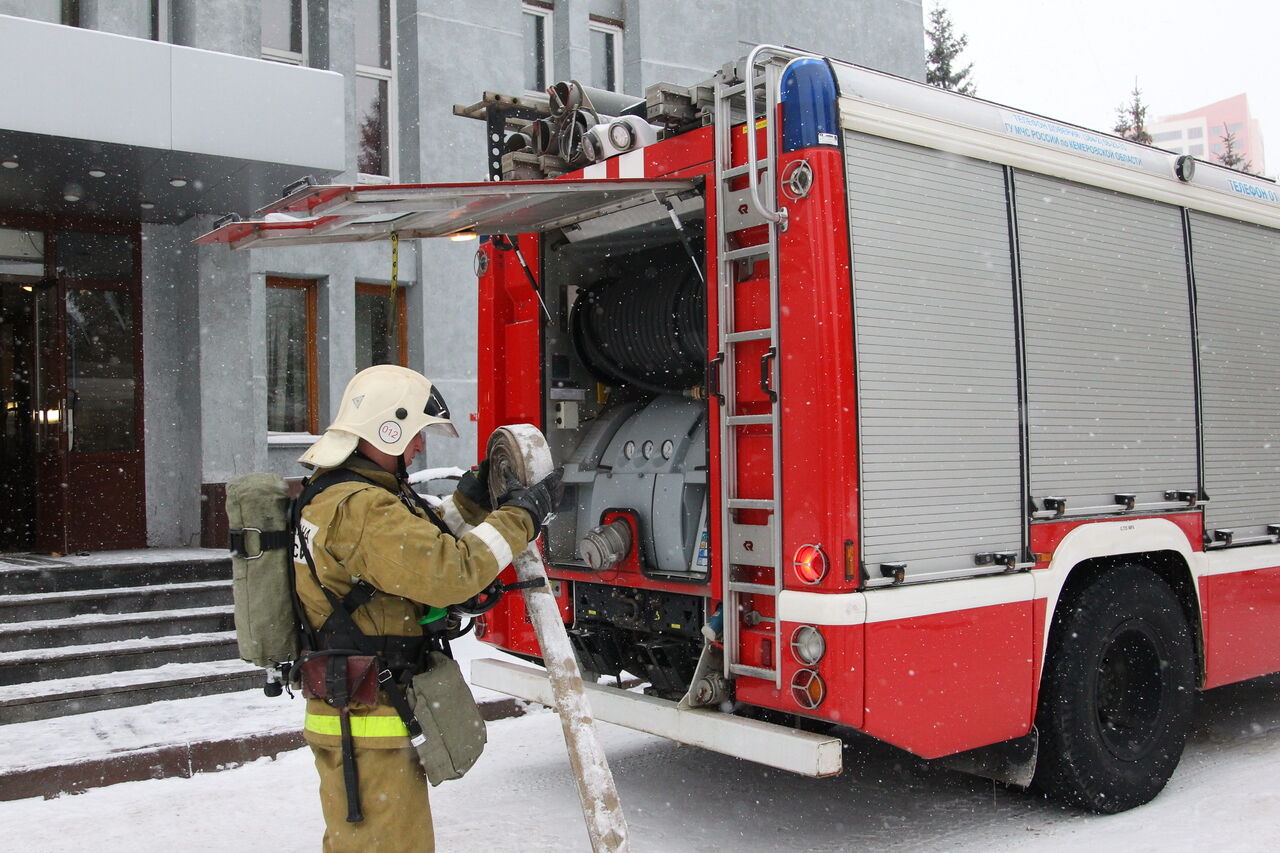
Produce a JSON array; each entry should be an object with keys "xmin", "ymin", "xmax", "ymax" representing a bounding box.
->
[{"xmin": 713, "ymin": 45, "xmax": 807, "ymax": 690}]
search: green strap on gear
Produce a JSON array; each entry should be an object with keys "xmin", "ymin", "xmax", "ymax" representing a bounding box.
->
[{"xmin": 419, "ymin": 606, "xmax": 448, "ymax": 625}]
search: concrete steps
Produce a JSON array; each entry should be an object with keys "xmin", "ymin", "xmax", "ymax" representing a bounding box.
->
[
  {"xmin": 0, "ymin": 580, "xmax": 231, "ymax": 623},
  {"xmin": 0, "ymin": 549, "xmax": 252, "ymax": 724},
  {"xmin": 0, "ymin": 631, "xmax": 240, "ymax": 686},
  {"xmin": 0, "ymin": 659, "xmax": 262, "ymax": 724}
]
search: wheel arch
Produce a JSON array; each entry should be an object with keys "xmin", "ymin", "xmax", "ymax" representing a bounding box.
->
[{"xmin": 1034, "ymin": 518, "xmax": 1205, "ymax": 686}]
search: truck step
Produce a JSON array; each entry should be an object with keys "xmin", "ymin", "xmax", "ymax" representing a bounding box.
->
[
  {"xmin": 0, "ymin": 580, "xmax": 231, "ymax": 623},
  {"xmin": 0, "ymin": 631, "xmax": 240, "ymax": 686},
  {"xmin": 0, "ymin": 659, "xmax": 262, "ymax": 725},
  {"xmin": 0, "ymin": 606, "xmax": 235, "ymax": 653},
  {"xmin": 473, "ymin": 659, "xmax": 840, "ymax": 777}
]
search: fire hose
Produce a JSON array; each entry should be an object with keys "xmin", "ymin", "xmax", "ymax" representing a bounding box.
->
[{"xmin": 486, "ymin": 424, "xmax": 631, "ymax": 853}]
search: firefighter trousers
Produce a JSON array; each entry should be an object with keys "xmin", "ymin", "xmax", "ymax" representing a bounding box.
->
[{"xmin": 311, "ymin": 743, "xmax": 434, "ymax": 853}]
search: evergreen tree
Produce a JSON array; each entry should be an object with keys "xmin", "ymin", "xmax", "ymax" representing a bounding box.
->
[
  {"xmin": 925, "ymin": 3, "xmax": 976, "ymax": 95},
  {"xmin": 1215, "ymin": 125, "xmax": 1254, "ymax": 173},
  {"xmin": 1113, "ymin": 83, "xmax": 1152, "ymax": 145}
]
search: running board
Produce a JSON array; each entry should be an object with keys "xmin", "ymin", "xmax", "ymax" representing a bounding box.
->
[{"xmin": 471, "ymin": 658, "xmax": 843, "ymax": 778}]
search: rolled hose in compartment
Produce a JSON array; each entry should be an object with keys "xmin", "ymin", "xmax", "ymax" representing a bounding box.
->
[{"xmin": 570, "ymin": 255, "xmax": 706, "ymax": 394}]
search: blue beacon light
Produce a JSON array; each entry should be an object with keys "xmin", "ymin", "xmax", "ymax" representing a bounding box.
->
[{"xmin": 780, "ymin": 58, "xmax": 840, "ymax": 153}]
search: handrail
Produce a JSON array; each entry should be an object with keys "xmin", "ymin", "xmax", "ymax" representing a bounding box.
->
[{"xmin": 742, "ymin": 44, "xmax": 812, "ymax": 227}]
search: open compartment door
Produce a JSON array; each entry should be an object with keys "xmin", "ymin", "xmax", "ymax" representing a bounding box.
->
[{"xmin": 196, "ymin": 178, "xmax": 698, "ymax": 248}]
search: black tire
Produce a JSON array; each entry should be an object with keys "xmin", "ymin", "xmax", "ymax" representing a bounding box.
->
[{"xmin": 1032, "ymin": 564, "xmax": 1196, "ymax": 813}]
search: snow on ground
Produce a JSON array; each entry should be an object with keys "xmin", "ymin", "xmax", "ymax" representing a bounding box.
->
[
  {"xmin": 1, "ymin": 635, "xmax": 526, "ymax": 773},
  {"xmin": 3, "ymin": 670, "xmax": 1280, "ymax": 851}
]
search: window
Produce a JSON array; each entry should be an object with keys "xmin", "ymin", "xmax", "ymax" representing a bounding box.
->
[
  {"xmin": 523, "ymin": 3, "xmax": 553, "ymax": 92},
  {"xmin": 356, "ymin": 0, "xmax": 395, "ymax": 179},
  {"xmin": 1152, "ymin": 130, "xmax": 1182, "ymax": 143},
  {"xmin": 355, "ymin": 283, "xmax": 408, "ymax": 370},
  {"xmin": 1187, "ymin": 126, "xmax": 1203, "ymax": 140},
  {"xmin": 589, "ymin": 18, "xmax": 623, "ymax": 92},
  {"xmin": 1189, "ymin": 144, "xmax": 1204, "ymax": 156},
  {"xmin": 262, "ymin": 0, "xmax": 304, "ymax": 64},
  {"xmin": 1226, "ymin": 122, "xmax": 1244, "ymax": 134},
  {"xmin": 266, "ymin": 277, "xmax": 318, "ymax": 434}
]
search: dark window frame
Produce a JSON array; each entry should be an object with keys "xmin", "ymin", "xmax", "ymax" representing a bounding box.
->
[{"xmin": 265, "ymin": 276, "xmax": 319, "ymax": 434}]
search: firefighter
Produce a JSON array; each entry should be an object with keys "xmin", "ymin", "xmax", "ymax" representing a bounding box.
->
[{"xmin": 294, "ymin": 364, "xmax": 561, "ymax": 852}]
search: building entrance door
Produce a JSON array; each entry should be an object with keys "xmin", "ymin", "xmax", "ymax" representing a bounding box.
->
[
  {"xmin": 0, "ymin": 250, "xmax": 39, "ymax": 551},
  {"xmin": 1, "ymin": 223, "xmax": 146, "ymax": 553}
]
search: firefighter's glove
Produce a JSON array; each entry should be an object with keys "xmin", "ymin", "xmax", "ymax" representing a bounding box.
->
[
  {"xmin": 498, "ymin": 467, "xmax": 565, "ymax": 539},
  {"xmin": 457, "ymin": 458, "xmax": 493, "ymax": 511}
]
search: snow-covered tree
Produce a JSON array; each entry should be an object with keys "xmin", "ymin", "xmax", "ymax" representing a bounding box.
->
[
  {"xmin": 925, "ymin": 3, "xmax": 976, "ymax": 95},
  {"xmin": 1215, "ymin": 125, "xmax": 1254, "ymax": 173},
  {"xmin": 1113, "ymin": 84, "xmax": 1153, "ymax": 145}
]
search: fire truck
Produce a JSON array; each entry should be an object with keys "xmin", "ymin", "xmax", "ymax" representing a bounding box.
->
[{"xmin": 202, "ymin": 46, "xmax": 1280, "ymax": 813}]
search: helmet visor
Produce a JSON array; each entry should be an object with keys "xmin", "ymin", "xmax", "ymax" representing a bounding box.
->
[{"xmin": 423, "ymin": 385, "xmax": 459, "ymax": 438}]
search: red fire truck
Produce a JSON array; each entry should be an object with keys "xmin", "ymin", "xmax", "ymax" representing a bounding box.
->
[{"xmin": 203, "ymin": 46, "xmax": 1280, "ymax": 813}]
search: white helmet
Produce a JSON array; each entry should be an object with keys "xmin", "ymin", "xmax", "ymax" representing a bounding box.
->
[{"xmin": 299, "ymin": 365, "xmax": 458, "ymax": 469}]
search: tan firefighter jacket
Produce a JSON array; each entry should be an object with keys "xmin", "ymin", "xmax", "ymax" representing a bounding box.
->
[{"xmin": 294, "ymin": 455, "xmax": 533, "ymax": 749}]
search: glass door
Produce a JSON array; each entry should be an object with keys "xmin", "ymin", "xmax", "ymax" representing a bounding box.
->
[
  {"xmin": 27, "ymin": 228, "xmax": 145, "ymax": 553},
  {"xmin": 0, "ymin": 227, "xmax": 44, "ymax": 551},
  {"xmin": 54, "ymin": 231, "xmax": 146, "ymax": 552}
]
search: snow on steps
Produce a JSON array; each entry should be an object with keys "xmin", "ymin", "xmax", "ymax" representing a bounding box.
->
[
  {"xmin": 0, "ymin": 659, "xmax": 262, "ymax": 725},
  {"xmin": 0, "ymin": 630, "xmax": 240, "ymax": 686},
  {"xmin": 0, "ymin": 549, "xmax": 247, "ymax": 727},
  {"xmin": 0, "ymin": 549, "xmax": 229, "ymax": 595},
  {"xmin": 0, "ymin": 605, "xmax": 236, "ymax": 653},
  {"xmin": 0, "ymin": 580, "xmax": 231, "ymax": 623}
]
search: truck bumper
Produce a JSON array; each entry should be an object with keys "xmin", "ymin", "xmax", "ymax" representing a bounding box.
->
[{"xmin": 470, "ymin": 658, "xmax": 844, "ymax": 777}]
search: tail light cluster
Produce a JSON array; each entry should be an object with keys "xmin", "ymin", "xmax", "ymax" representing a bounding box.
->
[
  {"xmin": 788, "ymin": 624, "xmax": 827, "ymax": 709},
  {"xmin": 790, "ymin": 667, "xmax": 826, "ymax": 710},
  {"xmin": 789, "ymin": 546, "xmax": 831, "ymax": 710},
  {"xmin": 792, "ymin": 543, "xmax": 827, "ymax": 585}
]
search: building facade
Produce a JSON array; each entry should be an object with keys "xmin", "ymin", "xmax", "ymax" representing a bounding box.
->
[
  {"xmin": 0, "ymin": 0, "xmax": 924, "ymax": 554},
  {"xmin": 1149, "ymin": 93, "xmax": 1266, "ymax": 175}
]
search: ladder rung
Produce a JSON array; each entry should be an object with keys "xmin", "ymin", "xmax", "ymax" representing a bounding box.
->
[
  {"xmin": 723, "ymin": 244, "xmax": 769, "ymax": 262},
  {"xmin": 725, "ymin": 329, "xmax": 771, "ymax": 343},
  {"xmin": 730, "ymin": 664, "xmax": 778, "ymax": 680},
  {"xmin": 729, "ymin": 581, "xmax": 778, "ymax": 595},
  {"xmin": 728, "ymin": 498, "xmax": 775, "ymax": 510},
  {"xmin": 726, "ymin": 414, "xmax": 772, "ymax": 426},
  {"xmin": 720, "ymin": 161, "xmax": 769, "ymax": 180},
  {"xmin": 720, "ymin": 81, "xmax": 748, "ymax": 99}
]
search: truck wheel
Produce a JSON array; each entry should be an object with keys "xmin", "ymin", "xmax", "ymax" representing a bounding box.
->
[{"xmin": 1032, "ymin": 564, "xmax": 1196, "ymax": 813}]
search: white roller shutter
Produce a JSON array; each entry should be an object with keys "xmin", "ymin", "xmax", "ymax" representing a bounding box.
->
[
  {"xmin": 847, "ymin": 132, "xmax": 1023, "ymax": 583},
  {"xmin": 1191, "ymin": 211, "xmax": 1280, "ymax": 540},
  {"xmin": 1016, "ymin": 173, "xmax": 1197, "ymax": 512}
]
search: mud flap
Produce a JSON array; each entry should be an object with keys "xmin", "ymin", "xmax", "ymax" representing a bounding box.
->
[{"xmin": 936, "ymin": 728, "xmax": 1039, "ymax": 788}]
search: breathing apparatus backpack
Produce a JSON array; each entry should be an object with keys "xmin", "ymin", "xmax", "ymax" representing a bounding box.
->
[{"xmin": 226, "ymin": 473, "xmax": 299, "ymax": 688}]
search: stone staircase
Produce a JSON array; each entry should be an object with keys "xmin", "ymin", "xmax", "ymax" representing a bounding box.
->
[{"xmin": 0, "ymin": 551, "xmax": 260, "ymax": 725}]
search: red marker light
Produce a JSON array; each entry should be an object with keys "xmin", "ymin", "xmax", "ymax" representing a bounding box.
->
[
  {"xmin": 793, "ymin": 544, "xmax": 828, "ymax": 585},
  {"xmin": 791, "ymin": 668, "xmax": 826, "ymax": 710}
]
